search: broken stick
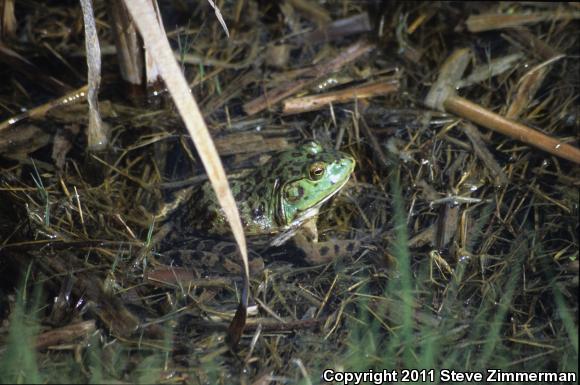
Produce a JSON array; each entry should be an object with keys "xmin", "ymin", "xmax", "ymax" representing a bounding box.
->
[{"xmin": 426, "ymin": 48, "xmax": 580, "ymax": 165}]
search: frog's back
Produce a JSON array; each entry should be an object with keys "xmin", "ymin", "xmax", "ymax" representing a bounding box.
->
[
  {"xmin": 175, "ymin": 141, "xmax": 355, "ymax": 238},
  {"xmin": 182, "ymin": 173, "xmax": 277, "ymax": 235}
]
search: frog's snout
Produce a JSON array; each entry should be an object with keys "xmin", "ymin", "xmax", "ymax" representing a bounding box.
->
[
  {"xmin": 341, "ymin": 155, "xmax": 356, "ymax": 174},
  {"xmin": 327, "ymin": 156, "xmax": 355, "ymax": 185}
]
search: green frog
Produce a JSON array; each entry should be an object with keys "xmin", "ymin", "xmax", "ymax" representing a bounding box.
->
[{"xmin": 160, "ymin": 141, "xmax": 357, "ymax": 276}]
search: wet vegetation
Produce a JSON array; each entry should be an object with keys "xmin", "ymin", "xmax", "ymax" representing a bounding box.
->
[{"xmin": 0, "ymin": 1, "xmax": 578, "ymax": 384}]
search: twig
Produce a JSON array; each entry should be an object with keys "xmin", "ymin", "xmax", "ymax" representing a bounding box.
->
[
  {"xmin": 243, "ymin": 41, "xmax": 374, "ymax": 115},
  {"xmin": 466, "ymin": 10, "xmax": 580, "ymax": 33},
  {"xmin": 282, "ymin": 80, "xmax": 399, "ymax": 115},
  {"xmin": 80, "ymin": 0, "xmax": 108, "ymax": 150},
  {"xmin": 426, "ymin": 48, "xmax": 580, "ymax": 164},
  {"xmin": 506, "ymin": 55, "xmax": 564, "ymax": 119},
  {"xmin": 0, "ymin": 85, "xmax": 88, "ymax": 132},
  {"xmin": 444, "ymin": 97, "xmax": 580, "ymax": 164}
]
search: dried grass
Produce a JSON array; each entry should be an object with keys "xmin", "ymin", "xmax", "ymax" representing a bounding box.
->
[{"xmin": 0, "ymin": 1, "xmax": 578, "ymax": 384}]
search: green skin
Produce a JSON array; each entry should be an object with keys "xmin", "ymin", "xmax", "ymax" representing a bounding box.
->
[{"xmin": 185, "ymin": 141, "xmax": 355, "ymax": 243}]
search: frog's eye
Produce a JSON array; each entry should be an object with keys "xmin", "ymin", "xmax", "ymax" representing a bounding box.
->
[{"xmin": 309, "ymin": 162, "xmax": 326, "ymax": 180}]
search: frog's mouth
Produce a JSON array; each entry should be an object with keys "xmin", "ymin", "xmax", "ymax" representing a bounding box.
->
[{"xmin": 270, "ymin": 175, "xmax": 351, "ymax": 247}]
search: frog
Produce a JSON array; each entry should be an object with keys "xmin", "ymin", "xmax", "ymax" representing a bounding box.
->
[{"xmin": 157, "ymin": 141, "xmax": 357, "ymax": 278}]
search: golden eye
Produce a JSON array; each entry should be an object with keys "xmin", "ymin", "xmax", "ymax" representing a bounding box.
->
[{"xmin": 309, "ymin": 162, "xmax": 325, "ymax": 180}]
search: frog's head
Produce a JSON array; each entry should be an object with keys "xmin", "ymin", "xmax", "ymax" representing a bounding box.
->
[{"xmin": 274, "ymin": 141, "xmax": 355, "ymax": 228}]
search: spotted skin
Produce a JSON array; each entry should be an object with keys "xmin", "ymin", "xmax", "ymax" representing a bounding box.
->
[
  {"xmin": 294, "ymin": 234, "xmax": 362, "ymax": 265},
  {"xmin": 161, "ymin": 236, "xmax": 360, "ymax": 277},
  {"xmin": 168, "ymin": 141, "xmax": 358, "ymax": 272},
  {"xmin": 180, "ymin": 141, "xmax": 355, "ymax": 238}
]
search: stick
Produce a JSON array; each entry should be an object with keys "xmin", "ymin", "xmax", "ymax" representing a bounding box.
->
[{"xmin": 444, "ymin": 96, "xmax": 580, "ymax": 164}]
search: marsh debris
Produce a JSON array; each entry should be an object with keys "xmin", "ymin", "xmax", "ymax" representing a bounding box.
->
[{"xmin": 0, "ymin": 1, "xmax": 578, "ymax": 383}]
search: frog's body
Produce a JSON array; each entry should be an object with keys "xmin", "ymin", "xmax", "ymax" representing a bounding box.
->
[
  {"xmin": 183, "ymin": 141, "xmax": 355, "ymax": 243},
  {"xmin": 165, "ymin": 141, "xmax": 357, "ymax": 272}
]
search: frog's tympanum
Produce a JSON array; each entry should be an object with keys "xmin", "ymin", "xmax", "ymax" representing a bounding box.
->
[{"xmin": 167, "ymin": 141, "xmax": 357, "ymax": 272}]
